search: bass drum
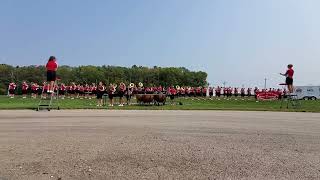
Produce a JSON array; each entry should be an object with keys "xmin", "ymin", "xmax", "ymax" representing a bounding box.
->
[
  {"xmin": 135, "ymin": 94, "xmax": 144, "ymax": 104},
  {"xmin": 143, "ymin": 94, "xmax": 154, "ymax": 104},
  {"xmin": 154, "ymin": 94, "xmax": 166, "ymax": 106}
]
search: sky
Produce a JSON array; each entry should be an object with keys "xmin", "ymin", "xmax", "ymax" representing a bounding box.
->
[{"xmin": 1, "ymin": 0, "xmax": 320, "ymax": 87}]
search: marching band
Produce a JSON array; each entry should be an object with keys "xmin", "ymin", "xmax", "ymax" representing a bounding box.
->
[{"xmin": 6, "ymin": 81, "xmax": 287, "ymax": 104}]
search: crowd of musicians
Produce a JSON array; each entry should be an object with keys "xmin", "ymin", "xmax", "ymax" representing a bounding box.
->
[{"xmin": 7, "ymin": 81, "xmax": 287, "ymax": 100}]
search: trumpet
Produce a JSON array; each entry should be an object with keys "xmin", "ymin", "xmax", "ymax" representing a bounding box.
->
[
  {"xmin": 138, "ymin": 82, "xmax": 143, "ymax": 87},
  {"xmin": 129, "ymin": 83, "xmax": 135, "ymax": 88}
]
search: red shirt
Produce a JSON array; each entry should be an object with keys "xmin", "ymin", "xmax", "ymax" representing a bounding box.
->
[
  {"xmin": 286, "ymin": 68, "xmax": 294, "ymax": 78},
  {"xmin": 46, "ymin": 61, "xmax": 58, "ymax": 71},
  {"xmin": 169, "ymin": 88, "xmax": 177, "ymax": 95},
  {"xmin": 60, "ymin": 85, "xmax": 66, "ymax": 91},
  {"xmin": 22, "ymin": 83, "xmax": 29, "ymax": 90},
  {"xmin": 9, "ymin": 83, "xmax": 16, "ymax": 90},
  {"xmin": 31, "ymin": 84, "xmax": 38, "ymax": 91}
]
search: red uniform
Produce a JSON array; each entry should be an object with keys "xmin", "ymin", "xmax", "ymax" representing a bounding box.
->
[
  {"xmin": 22, "ymin": 83, "xmax": 28, "ymax": 90},
  {"xmin": 9, "ymin": 83, "xmax": 16, "ymax": 90},
  {"xmin": 169, "ymin": 87, "xmax": 177, "ymax": 95},
  {"xmin": 46, "ymin": 61, "xmax": 58, "ymax": 71},
  {"xmin": 22, "ymin": 82, "xmax": 29, "ymax": 95},
  {"xmin": 43, "ymin": 84, "xmax": 48, "ymax": 91},
  {"xmin": 202, "ymin": 88, "xmax": 207, "ymax": 96},
  {"xmin": 31, "ymin": 84, "xmax": 39, "ymax": 92},
  {"xmin": 119, "ymin": 84, "xmax": 126, "ymax": 92},
  {"xmin": 60, "ymin": 84, "xmax": 66, "ymax": 91},
  {"xmin": 9, "ymin": 83, "xmax": 16, "ymax": 95},
  {"xmin": 196, "ymin": 87, "xmax": 201, "ymax": 96}
]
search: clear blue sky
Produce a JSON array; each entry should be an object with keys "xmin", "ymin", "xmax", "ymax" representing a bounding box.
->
[{"xmin": 1, "ymin": 0, "xmax": 319, "ymax": 87}]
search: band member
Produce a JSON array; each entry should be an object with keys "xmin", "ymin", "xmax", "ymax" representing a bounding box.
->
[
  {"xmin": 53, "ymin": 84, "xmax": 58, "ymax": 94},
  {"xmin": 96, "ymin": 82, "xmax": 105, "ymax": 107},
  {"xmin": 168, "ymin": 86, "xmax": 177, "ymax": 104},
  {"xmin": 31, "ymin": 82, "xmax": 39, "ymax": 98},
  {"xmin": 191, "ymin": 87, "xmax": 195, "ymax": 97},
  {"xmin": 84, "ymin": 84, "xmax": 90, "ymax": 99},
  {"xmin": 254, "ymin": 87, "xmax": 259, "ymax": 99},
  {"xmin": 216, "ymin": 86, "xmax": 221, "ymax": 97},
  {"xmin": 66, "ymin": 85, "xmax": 71, "ymax": 98},
  {"xmin": 8, "ymin": 82, "xmax": 16, "ymax": 98},
  {"xmin": 223, "ymin": 87, "xmax": 227, "ymax": 97},
  {"xmin": 45, "ymin": 56, "xmax": 58, "ymax": 93},
  {"xmin": 186, "ymin": 87, "xmax": 191, "ymax": 97},
  {"xmin": 202, "ymin": 87, "xmax": 207, "ymax": 97},
  {"xmin": 125, "ymin": 86, "xmax": 133, "ymax": 105},
  {"xmin": 280, "ymin": 64, "xmax": 294, "ymax": 94},
  {"xmin": 75, "ymin": 84, "xmax": 80, "ymax": 98},
  {"xmin": 247, "ymin": 88, "xmax": 252, "ymax": 97},
  {"xmin": 240, "ymin": 88, "xmax": 245, "ymax": 97},
  {"xmin": 91, "ymin": 83, "xmax": 97, "ymax": 99},
  {"xmin": 277, "ymin": 88, "xmax": 282, "ymax": 99},
  {"xmin": 79, "ymin": 85, "xmax": 85, "ymax": 99},
  {"xmin": 145, "ymin": 86, "xmax": 152, "ymax": 94},
  {"xmin": 227, "ymin": 87, "xmax": 232, "ymax": 98},
  {"xmin": 118, "ymin": 82, "xmax": 126, "ymax": 106},
  {"xmin": 282, "ymin": 89, "xmax": 287, "ymax": 98},
  {"xmin": 41, "ymin": 82, "xmax": 48, "ymax": 99},
  {"xmin": 21, "ymin": 81, "xmax": 29, "ymax": 98},
  {"xmin": 69, "ymin": 83, "xmax": 77, "ymax": 99},
  {"xmin": 234, "ymin": 88, "xmax": 239, "ymax": 97},
  {"xmin": 180, "ymin": 87, "xmax": 186, "ymax": 97},
  {"xmin": 209, "ymin": 87, "xmax": 214, "ymax": 97},
  {"xmin": 59, "ymin": 83, "xmax": 66, "ymax": 99},
  {"xmin": 196, "ymin": 87, "xmax": 202, "ymax": 97},
  {"xmin": 108, "ymin": 84, "xmax": 116, "ymax": 107}
]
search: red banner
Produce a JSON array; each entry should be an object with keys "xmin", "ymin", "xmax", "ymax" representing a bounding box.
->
[{"xmin": 256, "ymin": 92, "xmax": 280, "ymax": 100}]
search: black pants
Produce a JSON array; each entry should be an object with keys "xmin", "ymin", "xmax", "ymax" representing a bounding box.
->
[{"xmin": 47, "ymin": 71, "xmax": 56, "ymax": 81}]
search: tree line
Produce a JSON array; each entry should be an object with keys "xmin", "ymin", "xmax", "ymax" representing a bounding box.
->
[{"xmin": 0, "ymin": 64, "xmax": 208, "ymax": 94}]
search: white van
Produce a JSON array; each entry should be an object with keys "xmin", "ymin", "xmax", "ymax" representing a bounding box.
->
[{"xmin": 295, "ymin": 86, "xmax": 320, "ymax": 100}]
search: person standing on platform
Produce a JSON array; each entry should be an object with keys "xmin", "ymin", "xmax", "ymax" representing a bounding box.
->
[
  {"xmin": 280, "ymin": 64, "xmax": 294, "ymax": 94},
  {"xmin": 45, "ymin": 56, "xmax": 58, "ymax": 93}
]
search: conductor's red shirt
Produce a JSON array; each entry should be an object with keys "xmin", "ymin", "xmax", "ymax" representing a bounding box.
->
[
  {"xmin": 46, "ymin": 61, "xmax": 58, "ymax": 71},
  {"xmin": 286, "ymin": 69, "xmax": 294, "ymax": 78}
]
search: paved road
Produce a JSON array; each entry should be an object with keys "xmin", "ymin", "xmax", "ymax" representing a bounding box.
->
[{"xmin": 0, "ymin": 110, "xmax": 320, "ymax": 180}]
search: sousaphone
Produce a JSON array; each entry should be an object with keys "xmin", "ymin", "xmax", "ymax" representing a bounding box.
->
[{"xmin": 129, "ymin": 83, "xmax": 135, "ymax": 88}]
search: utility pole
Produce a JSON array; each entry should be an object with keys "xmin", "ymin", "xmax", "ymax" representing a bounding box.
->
[{"xmin": 264, "ymin": 78, "xmax": 267, "ymax": 90}]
